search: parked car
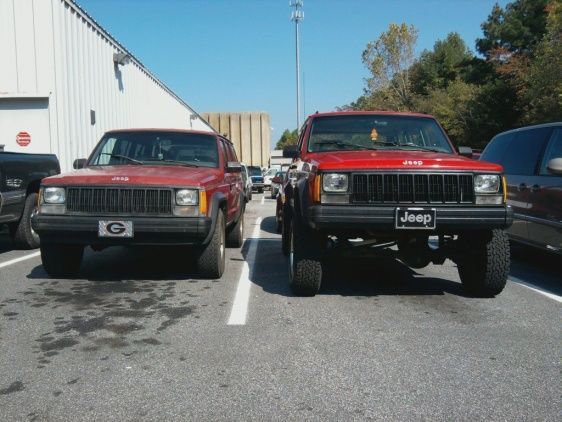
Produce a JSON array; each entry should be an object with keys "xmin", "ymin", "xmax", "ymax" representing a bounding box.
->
[
  {"xmin": 248, "ymin": 166, "xmax": 264, "ymax": 193},
  {"xmin": 282, "ymin": 111, "xmax": 513, "ymax": 297},
  {"xmin": 480, "ymin": 122, "xmax": 562, "ymax": 254},
  {"xmin": 270, "ymin": 171, "xmax": 284, "ymax": 198},
  {"xmin": 263, "ymin": 167, "xmax": 279, "ymax": 190},
  {"xmin": 32, "ymin": 129, "xmax": 245, "ymax": 278},
  {"xmin": 0, "ymin": 150, "xmax": 60, "ymax": 248},
  {"xmin": 241, "ymin": 164, "xmax": 253, "ymax": 202}
]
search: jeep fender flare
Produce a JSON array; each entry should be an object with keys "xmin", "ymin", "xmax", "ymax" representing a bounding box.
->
[{"xmin": 202, "ymin": 192, "xmax": 228, "ymax": 245}]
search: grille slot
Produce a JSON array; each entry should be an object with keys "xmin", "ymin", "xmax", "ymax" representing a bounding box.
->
[
  {"xmin": 351, "ymin": 173, "xmax": 473, "ymax": 204},
  {"xmin": 66, "ymin": 187, "xmax": 173, "ymax": 215}
]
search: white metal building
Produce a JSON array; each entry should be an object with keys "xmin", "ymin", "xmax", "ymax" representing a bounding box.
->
[{"xmin": 0, "ymin": 0, "xmax": 213, "ymax": 170}]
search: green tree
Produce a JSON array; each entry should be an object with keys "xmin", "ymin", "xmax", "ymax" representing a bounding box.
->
[
  {"xmin": 361, "ymin": 23, "xmax": 419, "ymax": 110},
  {"xmin": 275, "ymin": 129, "xmax": 298, "ymax": 150}
]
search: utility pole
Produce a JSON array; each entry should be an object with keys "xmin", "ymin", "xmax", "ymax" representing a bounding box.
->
[{"xmin": 290, "ymin": 1, "xmax": 303, "ymax": 132}]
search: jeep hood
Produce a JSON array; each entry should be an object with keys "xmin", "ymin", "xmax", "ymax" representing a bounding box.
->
[
  {"xmin": 42, "ymin": 165, "xmax": 221, "ymax": 186},
  {"xmin": 309, "ymin": 150, "xmax": 503, "ymax": 172}
]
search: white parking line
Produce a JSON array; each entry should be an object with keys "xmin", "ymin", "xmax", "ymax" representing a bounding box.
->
[
  {"xmin": 227, "ymin": 217, "xmax": 262, "ymax": 325},
  {"xmin": 510, "ymin": 277, "xmax": 562, "ymax": 304},
  {"xmin": 0, "ymin": 251, "xmax": 41, "ymax": 269},
  {"xmin": 260, "ymin": 196, "xmax": 265, "ymax": 205}
]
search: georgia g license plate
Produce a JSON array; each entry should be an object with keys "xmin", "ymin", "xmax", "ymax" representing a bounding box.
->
[
  {"xmin": 395, "ymin": 208, "xmax": 436, "ymax": 230},
  {"xmin": 98, "ymin": 221, "xmax": 134, "ymax": 238}
]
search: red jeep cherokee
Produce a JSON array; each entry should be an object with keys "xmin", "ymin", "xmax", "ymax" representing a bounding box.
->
[
  {"xmin": 32, "ymin": 129, "xmax": 245, "ymax": 279},
  {"xmin": 282, "ymin": 112, "xmax": 513, "ymax": 297}
]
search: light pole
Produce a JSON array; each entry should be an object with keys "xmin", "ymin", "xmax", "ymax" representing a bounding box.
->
[{"xmin": 290, "ymin": 1, "xmax": 303, "ymax": 131}]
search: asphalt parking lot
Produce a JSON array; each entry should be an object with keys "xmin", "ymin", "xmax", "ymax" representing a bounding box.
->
[{"xmin": 0, "ymin": 194, "xmax": 560, "ymax": 421}]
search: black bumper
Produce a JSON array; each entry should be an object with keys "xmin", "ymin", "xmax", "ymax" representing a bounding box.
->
[
  {"xmin": 307, "ymin": 205, "xmax": 513, "ymax": 232},
  {"xmin": 32, "ymin": 214, "xmax": 212, "ymax": 246}
]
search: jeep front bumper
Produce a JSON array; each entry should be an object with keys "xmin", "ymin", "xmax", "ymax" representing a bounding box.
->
[
  {"xmin": 32, "ymin": 215, "xmax": 213, "ymax": 246},
  {"xmin": 307, "ymin": 205, "xmax": 513, "ymax": 231}
]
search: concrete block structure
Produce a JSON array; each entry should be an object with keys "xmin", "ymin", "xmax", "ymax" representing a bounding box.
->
[
  {"xmin": 0, "ymin": 0, "xmax": 213, "ymax": 171},
  {"xmin": 202, "ymin": 112, "xmax": 270, "ymax": 168}
]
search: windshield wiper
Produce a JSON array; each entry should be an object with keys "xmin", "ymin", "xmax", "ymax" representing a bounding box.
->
[
  {"xmin": 143, "ymin": 159, "xmax": 199, "ymax": 167},
  {"xmin": 99, "ymin": 153, "xmax": 144, "ymax": 165},
  {"xmin": 394, "ymin": 143, "xmax": 444, "ymax": 153}
]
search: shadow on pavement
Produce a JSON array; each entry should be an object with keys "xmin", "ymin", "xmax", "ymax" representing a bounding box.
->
[
  {"xmin": 510, "ymin": 243, "xmax": 562, "ymax": 295},
  {"xmin": 260, "ymin": 216, "xmax": 279, "ymax": 235},
  {"xmin": 27, "ymin": 245, "xmax": 201, "ymax": 282},
  {"xmin": 0, "ymin": 228, "xmax": 15, "ymax": 254}
]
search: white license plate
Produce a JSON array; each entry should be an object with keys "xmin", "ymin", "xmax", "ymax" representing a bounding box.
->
[
  {"xmin": 98, "ymin": 221, "xmax": 134, "ymax": 238},
  {"xmin": 395, "ymin": 208, "xmax": 436, "ymax": 230}
]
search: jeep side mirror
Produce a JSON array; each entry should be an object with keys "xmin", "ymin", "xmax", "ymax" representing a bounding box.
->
[
  {"xmin": 271, "ymin": 176, "xmax": 282, "ymax": 184},
  {"xmin": 73, "ymin": 158, "xmax": 87, "ymax": 169},
  {"xmin": 458, "ymin": 146, "xmax": 473, "ymax": 158},
  {"xmin": 283, "ymin": 145, "xmax": 299, "ymax": 159},
  {"xmin": 227, "ymin": 161, "xmax": 242, "ymax": 173},
  {"xmin": 546, "ymin": 157, "xmax": 562, "ymax": 175}
]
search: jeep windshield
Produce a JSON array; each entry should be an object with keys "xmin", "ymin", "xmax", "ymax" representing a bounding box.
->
[
  {"xmin": 307, "ymin": 115, "xmax": 453, "ymax": 154},
  {"xmin": 89, "ymin": 131, "xmax": 219, "ymax": 168}
]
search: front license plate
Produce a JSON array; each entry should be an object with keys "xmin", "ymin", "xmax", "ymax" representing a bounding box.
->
[
  {"xmin": 395, "ymin": 208, "xmax": 436, "ymax": 230},
  {"xmin": 98, "ymin": 221, "xmax": 134, "ymax": 238}
]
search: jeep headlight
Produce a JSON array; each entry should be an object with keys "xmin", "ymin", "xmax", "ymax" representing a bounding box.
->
[
  {"xmin": 474, "ymin": 175, "xmax": 500, "ymax": 193},
  {"xmin": 176, "ymin": 189, "xmax": 198, "ymax": 206},
  {"xmin": 43, "ymin": 187, "xmax": 66, "ymax": 204},
  {"xmin": 322, "ymin": 173, "xmax": 348, "ymax": 193}
]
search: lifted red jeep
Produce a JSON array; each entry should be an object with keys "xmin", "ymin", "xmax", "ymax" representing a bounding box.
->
[
  {"xmin": 33, "ymin": 129, "xmax": 245, "ymax": 279},
  {"xmin": 282, "ymin": 112, "xmax": 513, "ymax": 296}
]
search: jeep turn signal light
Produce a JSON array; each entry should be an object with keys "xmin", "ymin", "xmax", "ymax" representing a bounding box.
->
[
  {"xmin": 313, "ymin": 175, "xmax": 321, "ymax": 203},
  {"xmin": 199, "ymin": 190, "xmax": 208, "ymax": 215},
  {"xmin": 502, "ymin": 176, "xmax": 507, "ymax": 204}
]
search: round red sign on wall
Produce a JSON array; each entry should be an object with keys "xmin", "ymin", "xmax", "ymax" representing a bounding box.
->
[{"xmin": 16, "ymin": 131, "xmax": 31, "ymax": 147}]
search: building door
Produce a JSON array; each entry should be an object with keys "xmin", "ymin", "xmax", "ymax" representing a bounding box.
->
[{"xmin": 0, "ymin": 98, "xmax": 50, "ymax": 154}]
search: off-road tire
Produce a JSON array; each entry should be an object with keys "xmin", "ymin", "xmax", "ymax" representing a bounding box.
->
[
  {"xmin": 226, "ymin": 212, "xmax": 244, "ymax": 248},
  {"xmin": 289, "ymin": 215, "xmax": 324, "ymax": 296},
  {"xmin": 197, "ymin": 211, "xmax": 225, "ymax": 279},
  {"xmin": 457, "ymin": 229, "xmax": 510, "ymax": 297},
  {"xmin": 281, "ymin": 203, "xmax": 291, "ymax": 256},
  {"xmin": 12, "ymin": 192, "xmax": 40, "ymax": 249},
  {"xmin": 40, "ymin": 243, "xmax": 84, "ymax": 278}
]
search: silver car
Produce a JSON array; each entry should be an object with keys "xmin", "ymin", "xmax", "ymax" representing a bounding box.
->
[{"xmin": 241, "ymin": 164, "xmax": 253, "ymax": 202}]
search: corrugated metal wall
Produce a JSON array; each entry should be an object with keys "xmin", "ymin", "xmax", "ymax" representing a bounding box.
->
[
  {"xmin": 202, "ymin": 112, "xmax": 270, "ymax": 168},
  {"xmin": 0, "ymin": 0, "xmax": 213, "ymax": 170}
]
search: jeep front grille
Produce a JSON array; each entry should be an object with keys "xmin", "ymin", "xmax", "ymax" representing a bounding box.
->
[
  {"xmin": 351, "ymin": 173, "xmax": 474, "ymax": 204},
  {"xmin": 66, "ymin": 187, "xmax": 173, "ymax": 215}
]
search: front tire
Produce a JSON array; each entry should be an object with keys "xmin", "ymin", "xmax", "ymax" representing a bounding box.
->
[
  {"xmin": 281, "ymin": 203, "xmax": 291, "ymax": 256},
  {"xmin": 197, "ymin": 211, "xmax": 226, "ymax": 279},
  {"xmin": 457, "ymin": 229, "xmax": 510, "ymax": 297},
  {"xmin": 226, "ymin": 212, "xmax": 244, "ymax": 248},
  {"xmin": 12, "ymin": 193, "xmax": 40, "ymax": 249},
  {"xmin": 289, "ymin": 215, "xmax": 324, "ymax": 296},
  {"xmin": 40, "ymin": 243, "xmax": 84, "ymax": 278}
]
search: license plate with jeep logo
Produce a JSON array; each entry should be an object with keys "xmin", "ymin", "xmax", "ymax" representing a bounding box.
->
[
  {"xmin": 395, "ymin": 208, "xmax": 436, "ymax": 230},
  {"xmin": 98, "ymin": 221, "xmax": 134, "ymax": 238}
]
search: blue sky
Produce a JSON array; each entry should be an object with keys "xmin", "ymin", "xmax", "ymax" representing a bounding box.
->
[{"xmin": 78, "ymin": 0, "xmax": 509, "ymax": 146}]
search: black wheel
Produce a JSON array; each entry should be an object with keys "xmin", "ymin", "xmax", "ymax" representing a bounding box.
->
[
  {"xmin": 457, "ymin": 229, "xmax": 510, "ymax": 297},
  {"xmin": 281, "ymin": 203, "xmax": 291, "ymax": 256},
  {"xmin": 40, "ymin": 243, "xmax": 84, "ymax": 278},
  {"xmin": 276, "ymin": 213, "xmax": 282, "ymax": 234},
  {"xmin": 197, "ymin": 211, "xmax": 226, "ymax": 278},
  {"xmin": 12, "ymin": 192, "xmax": 40, "ymax": 249},
  {"xmin": 248, "ymin": 191, "xmax": 252, "ymax": 201},
  {"xmin": 226, "ymin": 212, "xmax": 244, "ymax": 248},
  {"xmin": 288, "ymin": 214, "xmax": 324, "ymax": 296},
  {"xmin": 271, "ymin": 190, "xmax": 277, "ymax": 199}
]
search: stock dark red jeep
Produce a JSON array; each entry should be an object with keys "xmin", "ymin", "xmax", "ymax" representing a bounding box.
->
[
  {"xmin": 33, "ymin": 129, "xmax": 245, "ymax": 279},
  {"xmin": 282, "ymin": 111, "xmax": 513, "ymax": 297}
]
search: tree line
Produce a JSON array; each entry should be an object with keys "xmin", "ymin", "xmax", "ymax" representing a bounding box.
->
[{"xmin": 277, "ymin": 0, "xmax": 561, "ymax": 150}]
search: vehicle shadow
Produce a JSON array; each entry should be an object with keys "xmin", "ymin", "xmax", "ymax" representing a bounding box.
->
[
  {"xmin": 0, "ymin": 227, "xmax": 14, "ymax": 254},
  {"xmin": 260, "ymin": 216, "xmax": 279, "ymax": 235},
  {"xmin": 27, "ymin": 245, "xmax": 201, "ymax": 282},
  {"xmin": 248, "ymin": 216, "xmax": 470, "ymax": 298},
  {"xmin": 510, "ymin": 243, "xmax": 562, "ymax": 295}
]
